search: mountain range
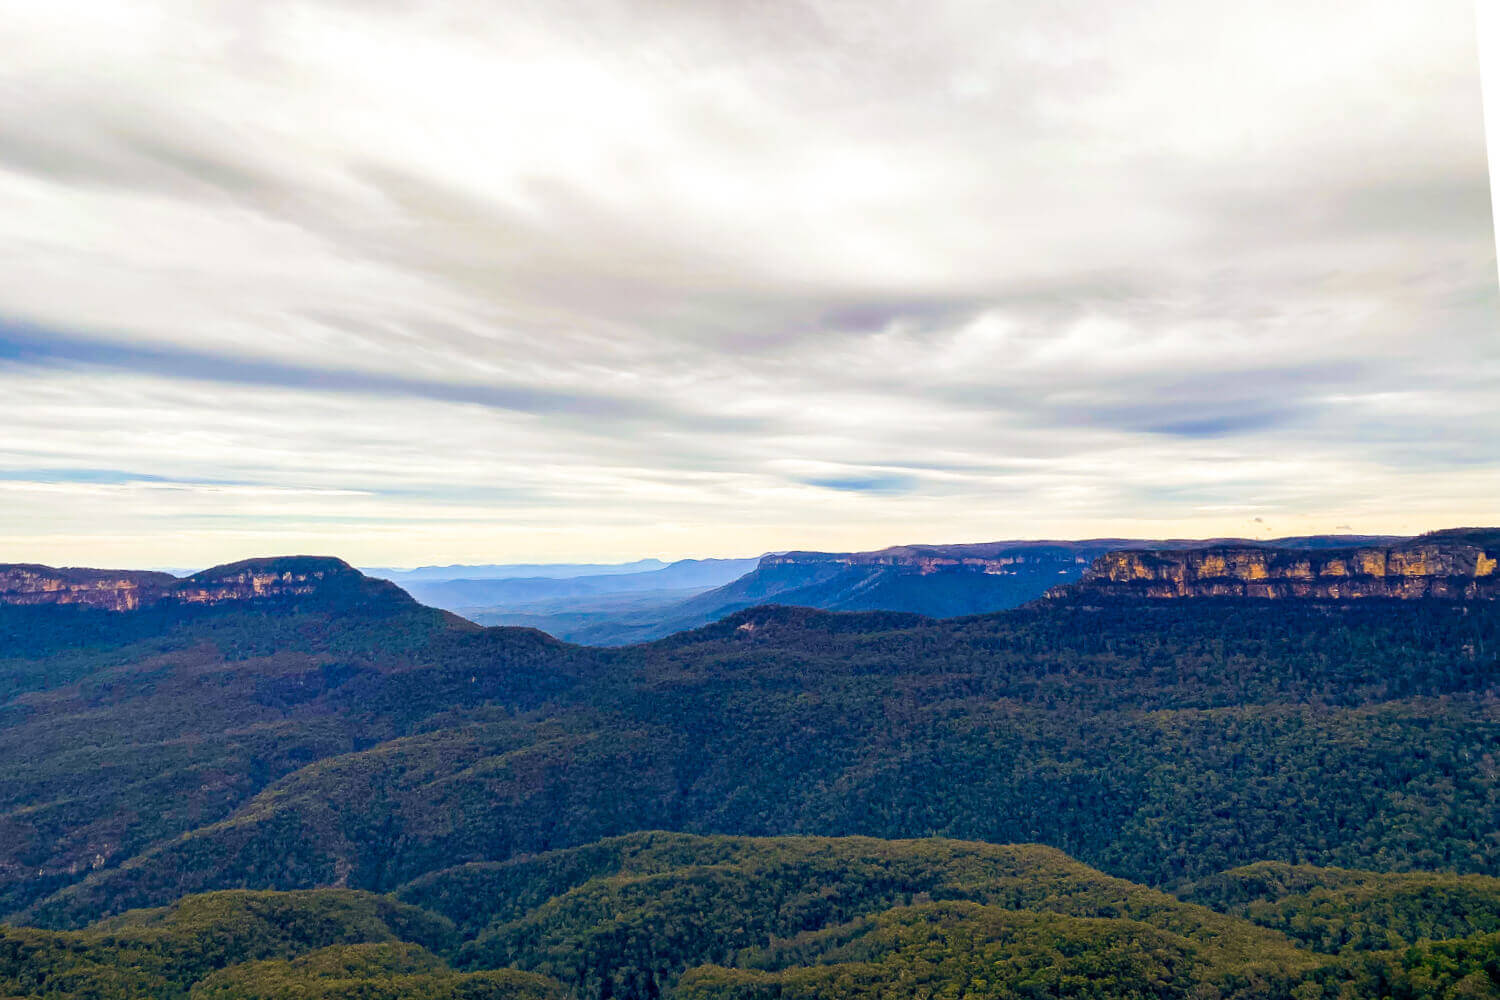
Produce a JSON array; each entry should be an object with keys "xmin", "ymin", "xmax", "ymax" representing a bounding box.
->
[
  {"xmin": 377, "ymin": 534, "xmax": 1411, "ymax": 644},
  {"xmin": 0, "ymin": 529, "xmax": 1497, "ymax": 998},
  {"xmin": 369, "ymin": 559, "xmax": 690, "ymax": 582},
  {"xmin": 380, "ymin": 558, "xmax": 761, "ymax": 643}
]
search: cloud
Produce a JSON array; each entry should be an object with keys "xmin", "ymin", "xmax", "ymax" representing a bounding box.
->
[
  {"xmin": 1143, "ymin": 415, "xmax": 1287, "ymax": 440},
  {"xmin": 0, "ymin": 318, "xmax": 759, "ymax": 428},
  {"xmin": 0, "ymin": 0, "xmax": 1493, "ymax": 565}
]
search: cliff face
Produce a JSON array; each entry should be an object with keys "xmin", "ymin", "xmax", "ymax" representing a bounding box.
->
[
  {"xmin": 171, "ymin": 557, "xmax": 361, "ymax": 605},
  {"xmin": 0, "ymin": 566, "xmax": 180, "ymax": 611},
  {"xmin": 759, "ymin": 535, "xmax": 1405, "ymax": 578},
  {"xmin": 0, "ymin": 556, "xmax": 387, "ymax": 611},
  {"xmin": 1065, "ymin": 529, "xmax": 1500, "ymax": 601}
]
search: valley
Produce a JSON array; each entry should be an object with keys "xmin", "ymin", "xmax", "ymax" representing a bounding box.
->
[{"xmin": 0, "ymin": 530, "xmax": 1496, "ymax": 997}]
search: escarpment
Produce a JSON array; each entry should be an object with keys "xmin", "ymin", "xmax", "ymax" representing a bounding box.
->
[
  {"xmin": 0, "ymin": 556, "xmax": 403, "ymax": 611},
  {"xmin": 0, "ymin": 565, "xmax": 180, "ymax": 611},
  {"xmin": 1063, "ymin": 528, "xmax": 1500, "ymax": 601}
]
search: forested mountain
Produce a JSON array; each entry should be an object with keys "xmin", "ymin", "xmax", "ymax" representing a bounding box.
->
[
  {"xmin": 0, "ymin": 536, "xmax": 1497, "ymax": 997},
  {"xmin": 5, "ymin": 834, "xmax": 1499, "ymax": 999},
  {"xmin": 0, "ymin": 886, "xmax": 562, "ymax": 1000},
  {"xmin": 1185, "ymin": 862, "xmax": 1500, "ymax": 953}
]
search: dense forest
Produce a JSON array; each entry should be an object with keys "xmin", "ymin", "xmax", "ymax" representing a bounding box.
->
[
  {"xmin": 1, "ymin": 549, "xmax": 1498, "ymax": 996},
  {"xmin": 3, "ymin": 833, "xmax": 1499, "ymax": 999}
]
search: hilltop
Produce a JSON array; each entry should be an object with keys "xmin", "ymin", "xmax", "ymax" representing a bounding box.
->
[{"xmin": 0, "ymin": 556, "xmax": 411, "ymax": 613}]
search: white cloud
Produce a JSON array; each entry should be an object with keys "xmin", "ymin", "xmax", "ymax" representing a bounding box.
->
[{"xmin": 0, "ymin": 0, "xmax": 1493, "ymax": 564}]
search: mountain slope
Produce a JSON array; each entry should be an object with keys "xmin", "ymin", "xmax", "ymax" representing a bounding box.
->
[
  {"xmin": 11, "ymin": 582, "xmax": 1499, "ymax": 928},
  {"xmin": 0, "ymin": 887, "xmax": 562, "ymax": 1000},
  {"xmin": 2, "ymin": 544, "xmax": 1500, "ymax": 996},
  {"xmin": 433, "ymin": 833, "xmax": 1318, "ymax": 999},
  {"xmin": 1186, "ymin": 862, "xmax": 1500, "ymax": 952},
  {"xmin": 0, "ymin": 562, "xmax": 596, "ymax": 917},
  {"xmin": 8, "ymin": 833, "xmax": 1499, "ymax": 999}
]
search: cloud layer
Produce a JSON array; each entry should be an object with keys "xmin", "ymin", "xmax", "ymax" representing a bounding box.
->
[{"xmin": 0, "ymin": 0, "xmax": 1495, "ymax": 566}]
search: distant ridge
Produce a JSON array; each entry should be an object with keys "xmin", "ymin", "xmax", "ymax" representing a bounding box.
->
[
  {"xmin": 390, "ymin": 557, "xmax": 759, "ymax": 610},
  {"xmin": 365, "ymin": 558, "xmax": 685, "ymax": 581},
  {"xmin": 543, "ymin": 533, "xmax": 1411, "ymax": 644},
  {"xmin": 4, "ymin": 531, "xmax": 1470, "ymax": 633},
  {"xmin": 1056, "ymin": 528, "xmax": 1500, "ymax": 601},
  {"xmin": 0, "ymin": 556, "xmax": 410, "ymax": 612}
]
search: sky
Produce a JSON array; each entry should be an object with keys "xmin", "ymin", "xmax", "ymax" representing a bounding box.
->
[{"xmin": 0, "ymin": 0, "xmax": 1496, "ymax": 569}]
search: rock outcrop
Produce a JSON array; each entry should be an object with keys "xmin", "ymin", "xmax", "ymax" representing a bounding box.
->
[
  {"xmin": 1061, "ymin": 528, "xmax": 1500, "ymax": 601},
  {"xmin": 0, "ymin": 556, "xmax": 398, "ymax": 611},
  {"xmin": 0, "ymin": 566, "xmax": 180, "ymax": 611}
]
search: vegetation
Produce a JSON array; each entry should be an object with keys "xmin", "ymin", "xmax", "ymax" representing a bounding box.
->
[
  {"xmin": 434, "ymin": 834, "xmax": 1314, "ymax": 998},
  {"xmin": 0, "ymin": 889, "xmax": 470, "ymax": 999},
  {"xmin": 193, "ymin": 946, "xmax": 563, "ymax": 1000},
  {"xmin": 6, "ymin": 834, "xmax": 1500, "ymax": 999},
  {"xmin": 1, "ymin": 563, "xmax": 1499, "ymax": 996},
  {"xmin": 677, "ymin": 903, "xmax": 1287, "ymax": 1000},
  {"xmin": 1187, "ymin": 862, "xmax": 1500, "ymax": 953},
  {"xmin": 3, "ymin": 593, "xmax": 1498, "ymax": 927}
]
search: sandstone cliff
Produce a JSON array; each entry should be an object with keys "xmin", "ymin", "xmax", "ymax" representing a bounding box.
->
[
  {"xmin": 0, "ymin": 565, "xmax": 179, "ymax": 611},
  {"xmin": 1061, "ymin": 528, "xmax": 1500, "ymax": 601},
  {"xmin": 0, "ymin": 556, "xmax": 394, "ymax": 611}
]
